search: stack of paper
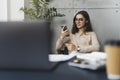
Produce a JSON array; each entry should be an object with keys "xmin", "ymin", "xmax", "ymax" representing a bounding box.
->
[
  {"xmin": 49, "ymin": 51, "xmax": 78, "ymax": 62},
  {"xmin": 68, "ymin": 52, "xmax": 106, "ymax": 70}
]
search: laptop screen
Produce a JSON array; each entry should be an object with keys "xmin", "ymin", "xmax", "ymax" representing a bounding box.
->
[{"xmin": 0, "ymin": 20, "xmax": 53, "ymax": 69}]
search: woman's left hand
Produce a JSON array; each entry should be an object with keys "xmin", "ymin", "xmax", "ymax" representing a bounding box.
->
[{"xmin": 65, "ymin": 43, "xmax": 77, "ymax": 51}]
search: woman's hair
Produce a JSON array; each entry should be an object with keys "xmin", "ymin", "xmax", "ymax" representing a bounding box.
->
[{"xmin": 71, "ymin": 10, "xmax": 93, "ymax": 34}]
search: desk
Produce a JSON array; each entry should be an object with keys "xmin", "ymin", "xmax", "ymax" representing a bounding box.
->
[{"xmin": 0, "ymin": 62, "xmax": 107, "ymax": 80}]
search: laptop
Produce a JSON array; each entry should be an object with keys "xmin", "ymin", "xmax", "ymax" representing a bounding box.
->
[{"xmin": 0, "ymin": 20, "xmax": 57, "ymax": 71}]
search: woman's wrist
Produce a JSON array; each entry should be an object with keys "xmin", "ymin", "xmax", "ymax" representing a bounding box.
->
[{"xmin": 60, "ymin": 35, "xmax": 65, "ymax": 40}]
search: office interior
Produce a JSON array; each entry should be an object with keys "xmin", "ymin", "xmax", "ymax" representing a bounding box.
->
[{"xmin": 0, "ymin": 0, "xmax": 120, "ymax": 80}]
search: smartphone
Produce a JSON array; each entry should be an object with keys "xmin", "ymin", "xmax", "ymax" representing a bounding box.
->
[
  {"xmin": 63, "ymin": 26, "xmax": 67, "ymax": 31},
  {"xmin": 61, "ymin": 26, "xmax": 67, "ymax": 31}
]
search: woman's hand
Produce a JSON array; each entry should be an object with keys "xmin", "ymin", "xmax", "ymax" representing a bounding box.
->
[
  {"xmin": 60, "ymin": 27, "xmax": 69, "ymax": 40},
  {"xmin": 65, "ymin": 43, "xmax": 77, "ymax": 51}
]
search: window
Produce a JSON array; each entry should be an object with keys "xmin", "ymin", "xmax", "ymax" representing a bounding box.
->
[
  {"xmin": 0, "ymin": 0, "xmax": 24, "ymax": 21},
  {"xmin": 0, "ymin": 0, "xmax": 7, "ymax": 21}
]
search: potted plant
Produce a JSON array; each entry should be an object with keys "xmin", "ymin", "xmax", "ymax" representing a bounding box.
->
[{"xmin": 20, "ymin": 0, "xmax": 65, "ymax": 20}]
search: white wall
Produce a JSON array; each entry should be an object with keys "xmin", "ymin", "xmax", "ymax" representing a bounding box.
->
[
  {"xmin": 0, "ymin": 0, "xmax": 24, "ymax": 21},
  {"xmin": 8, "ymin": 0, "xmax": 24, "ymax": 21},
  {"xmin": 0, "ymin": 0, "xmax": 7, "ymax": 21}
]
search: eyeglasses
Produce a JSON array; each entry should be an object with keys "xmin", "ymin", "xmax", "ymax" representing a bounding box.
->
[{"xmin": 75, "ymin": 18, "xmax": 84, "ymax": 21}]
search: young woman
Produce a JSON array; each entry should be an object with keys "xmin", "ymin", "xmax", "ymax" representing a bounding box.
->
[{"xmin": 56, "ymin": 10, "xmax": 100, "ymax": 53}]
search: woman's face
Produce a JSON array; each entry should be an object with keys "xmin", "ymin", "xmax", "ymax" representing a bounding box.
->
[{"xmin": 75, "ymin": 14, "xmax": 87, "ymax": 29}]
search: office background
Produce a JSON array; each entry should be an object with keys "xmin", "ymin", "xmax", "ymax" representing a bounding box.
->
[
  {"xmin": 46, "ymin": 0, "xmax": 120, "ymax": 52},
  {"xmin": 47, "ymin": 0, "xmax": 120, "ymax": 52},
  {"xmin": 1, "ymin": 0, "xmax": 120, "ymax": 52}
]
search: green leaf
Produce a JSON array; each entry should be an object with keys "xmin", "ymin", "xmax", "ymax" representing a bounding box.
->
[{"xmin": 20, "ymin": 0, "xmax": 65, "ymax": 19}]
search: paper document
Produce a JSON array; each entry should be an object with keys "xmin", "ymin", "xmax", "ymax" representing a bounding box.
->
[
  {"xmin": 76, "ymin": 52, "xmax": 106, "ymax": 64},
  {"xmin": 68, "ymin": 61, "xmax": 105, "ymax": 70},
  {"xmin": 49, "ymin": 51, "xmax": 78, "ymax": 62},
  {"xmin": 68, "ymin": 52, "xmax": 107, "ymax": 70}
]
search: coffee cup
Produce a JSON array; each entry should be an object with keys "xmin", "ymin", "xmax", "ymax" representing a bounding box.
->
[{"xmin": 104, "ymin": 40, "xmax": 120, "ymax": 80}]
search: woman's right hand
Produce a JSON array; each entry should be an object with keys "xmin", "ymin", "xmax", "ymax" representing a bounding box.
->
[{"xmin": 60, "ymin": 27, "xmax": 69, "ymax": 40}]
